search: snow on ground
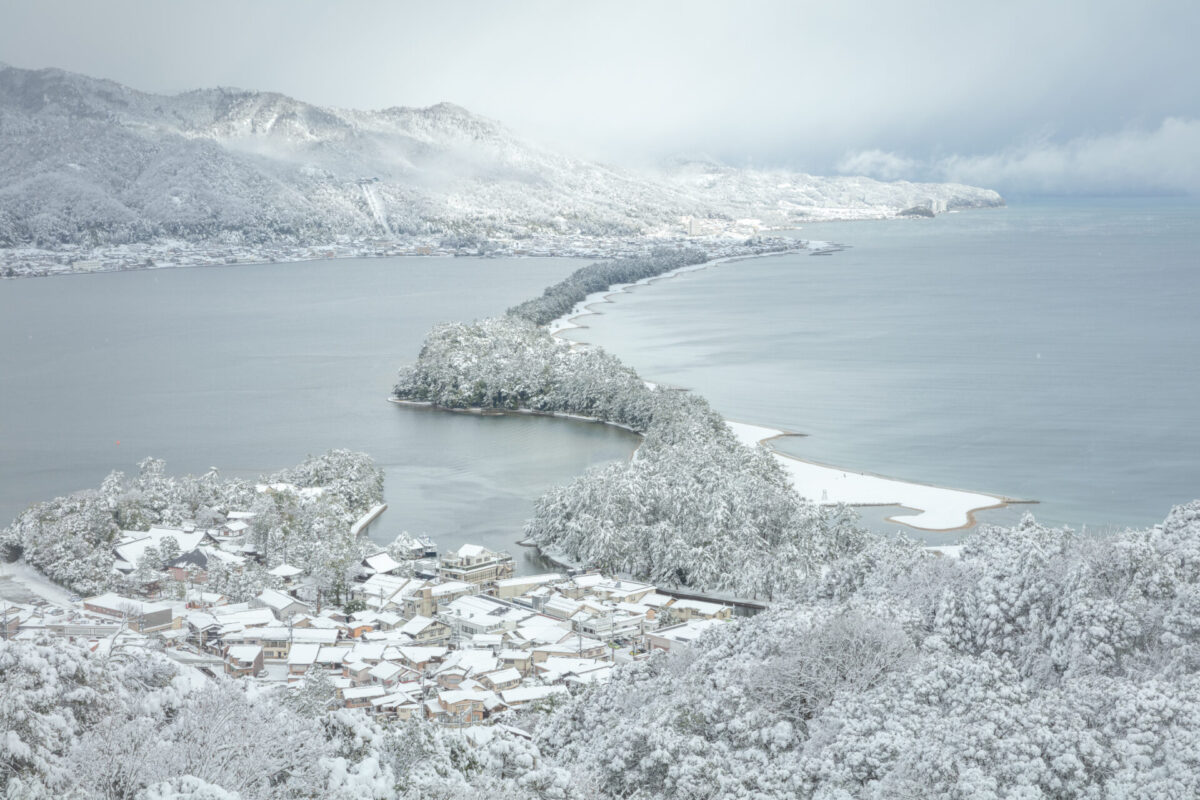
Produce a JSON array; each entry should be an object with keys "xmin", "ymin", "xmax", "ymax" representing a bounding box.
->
[
  {"xmin": 0, "ymin": 559, "xmax": 76, "ymax": 606},
  {"xmin": 726, "ymin": 421, "xmax": 1006, "ymax": 531}
]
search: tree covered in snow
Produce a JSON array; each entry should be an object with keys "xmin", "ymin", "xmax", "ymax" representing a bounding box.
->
[
  {"xmin": 0, "ymin": 450, "xmax": 383, "ymax": 598},
  {"xmin": 507, "ymin": 248, "xmax": 712, "ymax": 327},
  {"xmin": 528, "ymin": 502, "xmax": 1200, "ymax": 799},
  {"xmin": 394, "ymin": 313, "xmax": 866, "ymax": 596},
  {"xmin": 9, "ymin": 503, "xmax": 1200, "ymax": 797}
]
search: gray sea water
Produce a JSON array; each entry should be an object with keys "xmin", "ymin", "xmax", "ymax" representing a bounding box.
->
[
  {"xmin": 566, "ymin": 198, "xmax": 1200, "ymax": 542},
  {"xmin": 0, "ymin": 256, "xmax": 638, "ymax": 571}
]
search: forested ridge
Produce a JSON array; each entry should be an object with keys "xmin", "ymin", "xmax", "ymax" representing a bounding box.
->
[{"xmin": 0, "ymin": 64, "xmax": 1003, "ymax": 252}]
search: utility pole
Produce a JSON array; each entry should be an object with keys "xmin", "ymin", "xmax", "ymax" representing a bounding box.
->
[{"xmin": 610, "ymin": 607, "xmax": 616, "ymax": 663}]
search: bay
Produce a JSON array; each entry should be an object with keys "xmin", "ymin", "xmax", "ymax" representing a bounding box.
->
[
  {"xmin": 0, "ymin": 256, "xmax": 639, "ymax": 571},
  {"xmin": 565, "ymin": 197, "xmax": 1200, "ymax": 541}
]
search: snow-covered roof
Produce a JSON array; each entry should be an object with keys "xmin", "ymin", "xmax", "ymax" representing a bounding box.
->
[
  {"xmin": 438, "ymin": 649, "xmax": 498, "ymax": 676},
  {"xmin": 268, "ymin": 563, "xmax": 304, "ymax": 578},
  {"xmin": 287, "ymin": 643, "xmax": 321, "ymax": 666},
  {"xmin": 363, "ymin": 551, "xmax": 403, "ymax": 575},
  {"xmin": 481, "ymin": 667, "xmax": 521, "ymax": 685},
  {"xmin": 371, "ymin": 690, "xmax": 418, "ymax": 708},
  {"xmin": 668, "ymin": 598, "xmax": 727, "ymax": 615},
  {"xmin": 357, "ymin": 575, "xmax": 427, "ymax": 607},
  {"xmin": 511, "ymin": 620, "xmax": 571, "ymax": 645},
  {"xmin": 494, "ymin": 572, "xmax": 563, "ymax": 589},
  {"xmin": 430, "ymin": 580, "xmax": 474, "ymax": 597},
  {"xmin": 342, "ymin": 685, "xmax": 387, "ymax": 701},
  {"xmin": 471, "ymin": 633, "xmax": 504, "ymax": 648},
  {"xmin": 214, "ymin": 608, "xmax": 277, "ymax": 629},
  {"xmin": 397, "ymin": 646, "xmax": 448, "ymax": 665},
  {"xmin": 224, "ymin": 626, "xmax": 338, "ymax": 645},
  {"xmin": 651, "ymin": 619, "xmax": 725, "ymax": 644},
  {"xmin": 640, "ymin": 592, "xmax": 674, "ymax": 608},
  {"xmin": 199, "ymin": 546, "xmax": 246, "ymax": 566},
  {"xmin": 256, "ymin": 588, "xmax": 307, "ymax": 615},
  {"xmin": 498, "ymin": 649, "xmax": 532, "ymax": 661},
  {"xmin": 316, "ymin": 646, "xmax": 352, "ymax": 664},
  {"xmin": 500, "ymin": 685, "xmax": 569, "ymax": 705},
  {"xmin": 114, "ymin": 527, "xmax": 207, "ymax": 565},
  {"xmin": 350, "ymin": 642, "xmax": 386, "ymax": 663},
  {"xmin": 84, "ymin": 593, "xmax": 170, "ymax": 616},
  {"xmin": 399, "ymin": 615, "xmax": 440, "ymax": 636},
  {"xmin": 544, "ymin": 596, "xmax": 583, "ymax": 617},
  {"xmin": 438, "ymin": 689, "xmax": 495, "ymax": 706},
  {"xmin": 185, "ymin": 611, "xmax": 221, "ymax": 630},
  {"xmin": 534, "ymin": 635, "xmax": 605, "ymax": 654},
  {"xmin": 455, "ymin": 543, "xmax": 488, "ymax": 559},
  {"xmin": 368, "ymin": 661, "xmax": 405, "ymax": 681},
  {"xmin": 227, "ymin": 645, "xmax": 262, "ymax": 663}
]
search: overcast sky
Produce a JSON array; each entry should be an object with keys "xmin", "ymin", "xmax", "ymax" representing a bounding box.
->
[{"xmin": 2, "ymin": 0, "xmax": 1197, "ymax": 194}]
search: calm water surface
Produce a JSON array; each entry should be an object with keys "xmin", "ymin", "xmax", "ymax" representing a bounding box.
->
[
  {"xmin": 567, "ymin": 198, "xmax": 1200, "ymax": 540},
  {"xmin": 0, "ymin": 256, "xmax": 638, "ymax": 570}
]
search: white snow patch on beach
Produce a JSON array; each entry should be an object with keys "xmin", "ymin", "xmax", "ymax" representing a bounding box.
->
[
  {"xmin": 0, "ymin": 559, "xmax": 76, "ymax": 606},
  {"xmin": 545, "ymin": 252, "xmax": 1005, "ymax": 533},
  {"xmin": 726, "ymin": 421, "xmax": 1004, "ymax": 531}
]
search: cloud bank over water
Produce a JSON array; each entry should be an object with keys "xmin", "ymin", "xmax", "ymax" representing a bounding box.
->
[{"xmin": 841, "ymin": 118, "xmax": 1200, "ymax": 196}]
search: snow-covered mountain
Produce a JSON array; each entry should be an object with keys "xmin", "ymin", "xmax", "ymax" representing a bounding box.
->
[{"xmin": 0, "ymin": 64, "xmax": 1003, "ymax": 249}]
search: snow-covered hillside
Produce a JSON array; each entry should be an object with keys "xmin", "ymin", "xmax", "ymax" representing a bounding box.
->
[{"xmin": 0, "ymin": 64, "xmax": 1003, "ymax": 250}]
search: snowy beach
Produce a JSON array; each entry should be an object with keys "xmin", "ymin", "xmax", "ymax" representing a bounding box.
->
[
  {"xmin": 551, "ymin": 250, "xmax": 1014, "ymax": 532},
  {"xmin": 726, "ymin": 421, "xmax": 1011, "ymax": 530}
]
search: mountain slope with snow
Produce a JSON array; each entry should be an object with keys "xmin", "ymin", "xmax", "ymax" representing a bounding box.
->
[{"xmin": 0, "ymin": 64, "xmax": 1003, "ymax": 250}]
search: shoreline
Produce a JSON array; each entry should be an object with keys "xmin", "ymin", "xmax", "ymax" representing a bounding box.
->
[
  {"xmin": 547, "ymin": 250, "xmax": 1029, "ymax": 533},
  {"xmin": 388, "ymin": 398, "xmax": 643, "ymax": 436},
  {"xmin": 725, "ymin": 421, "xmax": 1032, "ymax": 532}
]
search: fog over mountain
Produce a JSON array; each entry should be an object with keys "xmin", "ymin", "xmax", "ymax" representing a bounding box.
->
[
  {"xmin": 0, "ymin": 64, "xmax": 1001, "ymax": 250},
  {"xmin": 3, "ymin": 1, "xmax": 1196, "ymax": 196}
]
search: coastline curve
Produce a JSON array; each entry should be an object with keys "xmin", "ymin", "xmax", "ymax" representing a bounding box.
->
[{"xmin": 547, "ymin": 251, "xmax": 1030, "ymax": 533}]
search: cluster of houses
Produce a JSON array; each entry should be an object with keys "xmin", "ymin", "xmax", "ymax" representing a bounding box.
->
[
  {"xmin": 3, "ymin": 521, "xmax": 735, "ymax": 727},
  {"xmin": 203, "ymin": 543, "xmax": 732, "ymax": 725}
]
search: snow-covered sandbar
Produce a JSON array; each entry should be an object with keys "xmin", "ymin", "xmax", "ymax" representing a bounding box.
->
[
  {"xmin": 546, "ymin": 248, "xmax": 1017, "ymax": 532},
  {"xmin": 726, "ymin": 421, "xmax": 1010, "ymax": 531},
  {"xmin": 546, "ymin": 255, "xmax": 746, "ymax": 335}
]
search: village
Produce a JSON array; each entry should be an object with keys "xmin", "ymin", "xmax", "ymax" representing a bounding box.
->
[
  {"xmin": 0, "ymin": 224, "xmax": 784, "ymax": 279},
  {"xmin": 0, "ymin": 500, "xmax": 738, "ymax": 728}
]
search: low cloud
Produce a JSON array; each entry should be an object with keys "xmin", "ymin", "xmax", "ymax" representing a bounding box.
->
[
  {"xmin": 835, "ymin": 150, "xmax": 921, "ymax": 182},
  {"xmin": 839, "ymin": 118, "xmax": 1200, "ymax": 195}
]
